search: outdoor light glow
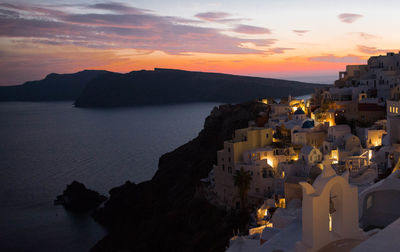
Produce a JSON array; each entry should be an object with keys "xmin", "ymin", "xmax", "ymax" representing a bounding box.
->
[
  {"xmin": 331, "ymin": 150, "xmax": 339, "ymax": 164},
  {"xmin": 267, "ymin": 158, "xmax": 274, "ymax": 167}
]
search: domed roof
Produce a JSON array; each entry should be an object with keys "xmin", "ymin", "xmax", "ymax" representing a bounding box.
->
[
  {"xmin": 294, "ymin": 107, "xmax": 305, "ymax": 115},
  {"xmin": 302, "ymin": 119, "xmax": 315, "ymax": 128}
]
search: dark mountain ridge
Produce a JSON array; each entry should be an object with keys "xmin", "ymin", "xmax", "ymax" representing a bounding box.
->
[
  {"xmin": 75, "ymin": 68, "xmax": 327, "ymax": 107},
  {"xmin": 0, "ymin": 68, "xmax": 328, "ymax": 106},
  {"xmin": 0, "ymin": 70, "xmax": 110, "ymax": 101}
]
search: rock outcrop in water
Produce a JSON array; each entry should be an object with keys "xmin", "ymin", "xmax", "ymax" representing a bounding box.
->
[
  {"xmin": 91, "ymin": 101, "xmax": 271, "ymax": 252},
  {"xmin": 55, "ymin": 181, "xmax": 107, "ymax": 212}
]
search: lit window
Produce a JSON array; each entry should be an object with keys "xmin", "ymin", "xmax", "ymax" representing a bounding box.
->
[
  {"xmin": 390, "ymin": 106, "xmax": 393, "ymax": 113},
  {"xmin": 397, "ymin": 107, "xmax": 399, "ymax": 114}
]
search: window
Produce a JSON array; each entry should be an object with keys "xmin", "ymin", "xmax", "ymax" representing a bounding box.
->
[
  {"xmin": 228, "ymin": 157, "xmax": 231, "ymax": 163},
  {"xmin": 397, "ymin": 107, "xmax": 399, "ymax": 114},
  {"xmin": 228, "ymin": 167, "xmax": 232, "ymax": 174},
  {"xmin": 222, "ymin": 164, "xmax": 225, "ymax": 171},
  {"xmin": 390, "ymin": 106, "xmax": 393, "ymax": 113},
  {"xmin": 249, "ymin": 171, "xmax": 253, "ymax": 176},
  {"xmin": 228, "ymin": 147, "xmax": 231, "ymax": 153},
  {"xmin": 266, "ymin": 133, "xmax": 269, "ymax": 139},
  {"xmin": 367, "ymin": 195, "xmax": 373, "ymax": 209},
  {"xmin": 262, "ymin": 168, "xmax": 267, "ymax": 178}
]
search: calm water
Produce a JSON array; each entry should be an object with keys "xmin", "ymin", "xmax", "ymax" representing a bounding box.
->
[{"xmin": 0, "ymin": 102, "xmax": 219, "ymax": 252}]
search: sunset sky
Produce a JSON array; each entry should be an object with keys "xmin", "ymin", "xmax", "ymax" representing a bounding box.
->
[{"xmin": 1, "ymin": 0, "xmax": 400, "ymax": 85}]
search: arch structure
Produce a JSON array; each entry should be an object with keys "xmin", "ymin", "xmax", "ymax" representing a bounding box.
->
[
  {"xmin": 295, "ymin": 164, "xmax": 366, "ymax": 252},
  {"xmin": 359, "ymin": 170, "xmax": 400, "ymax": 229}
]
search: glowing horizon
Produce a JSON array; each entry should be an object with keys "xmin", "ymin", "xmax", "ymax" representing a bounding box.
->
[{"xmin": 1, "ymin": 0, "xmax": 400, "ymax": 85}]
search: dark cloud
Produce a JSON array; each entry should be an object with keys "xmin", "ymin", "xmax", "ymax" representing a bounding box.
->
[
  {"xmin": 233, "ymin": 24, "xmax": 271, "ymax": 34},
  {"xmin": 0, "ymin": 2, "xmax": 278, "ymax": 55},
  {"xmin": 88, "ymin": 2, "xmax": 149, "ymax": 14},
  {"xmin": 263, "ymin": 47, "xmax": 293, "ymax": 55},
  {"xmin": 293, "ymin": 30, "xmax": 309, "ymax": 36},
  {"xmin": 338, "ymin": 13, "xmax": 363, "ymax": 24},
  {"xmin": 309, "ymin": 54, "xmax": 365, "ymax": 63},
  {"xmin": 0, "ymin": 2, "xmax": 66, "ymax": 16},
  {"xmin": 194, "ymin": 11, "xmax": 247, "ymax": 23},
  {"xmin": 350, "ymin": 32, "xmax": 380, "ymax": 40},
  {"xmin": 252, "ymin": 39, "xmax": 277, "ymax": 47},
  {"xmin": 356, "ymin": 45, "xmax": 400, "ymax": 55},
  {"xmin": 195, "ymin": 12, "xmax": 230, "ymax": 21}
]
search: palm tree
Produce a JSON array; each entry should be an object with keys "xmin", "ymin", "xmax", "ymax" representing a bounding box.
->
[{"xmin": 233, "ymin": 167, "xmax": 252, "ymax": 210}]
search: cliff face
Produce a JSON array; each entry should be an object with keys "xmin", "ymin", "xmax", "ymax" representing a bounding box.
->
[
  {"xmin": 91, "ymin": 101, "xmax": 269, "ymax": 252},
  {"xmin": 75, "ymin": 68, "xmax": 325, "ymax": 107}
]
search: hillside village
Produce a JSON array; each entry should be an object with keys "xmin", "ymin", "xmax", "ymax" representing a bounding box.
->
[{"xmin": 203, "ymin": 52, "xmax": 400, "ymax": 252}]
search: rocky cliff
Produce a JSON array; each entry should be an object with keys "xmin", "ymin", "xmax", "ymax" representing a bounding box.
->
[{"xmin": 91, "ymin": 101, "xmax": 269, "ymax": 252}]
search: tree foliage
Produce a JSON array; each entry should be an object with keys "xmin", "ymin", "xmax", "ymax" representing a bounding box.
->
[{"xmin": 233, "ymin": 167, "xmax": 252, "ymax": 210}]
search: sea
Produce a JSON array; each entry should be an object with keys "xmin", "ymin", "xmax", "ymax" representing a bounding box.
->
[{"xmin": 0, "ymin": 102, "xmax": 220, "ymax": 252}]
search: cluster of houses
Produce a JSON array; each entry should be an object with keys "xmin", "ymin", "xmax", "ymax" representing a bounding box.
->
[{"xmin": 205, "ymin": 52, "xmax": 400, "ymax": 251}]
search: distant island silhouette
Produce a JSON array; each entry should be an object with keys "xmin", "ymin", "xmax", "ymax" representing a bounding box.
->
[{"xmin": 0, "ymin": 68, "xmax": 327, "ymax": 107}]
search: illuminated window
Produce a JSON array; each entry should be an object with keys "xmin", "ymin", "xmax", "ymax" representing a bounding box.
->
[
  {"xmin": 397, "ymin": 107, "xmax": 399, "ymax": 114},
  {"xmin": 329, "ymin": 214, "xmax": 332, "ymax": 232},
  {"xmin": 390, "ymin": 106, "xmax": 393, "ymax": 113}
]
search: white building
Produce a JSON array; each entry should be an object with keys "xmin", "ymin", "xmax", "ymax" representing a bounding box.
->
[{"xmin": 299, "ymin": 145, "xmax": 322, "ymax": 165}]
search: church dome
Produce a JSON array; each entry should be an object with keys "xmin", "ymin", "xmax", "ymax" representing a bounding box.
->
[
  {"xmin": 294, "ymin": 107, "xmax": 305, "ymax": 115},
  {"xmin": 301, "ymin": 119, "xmax": 315, "ymax": 128}
]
